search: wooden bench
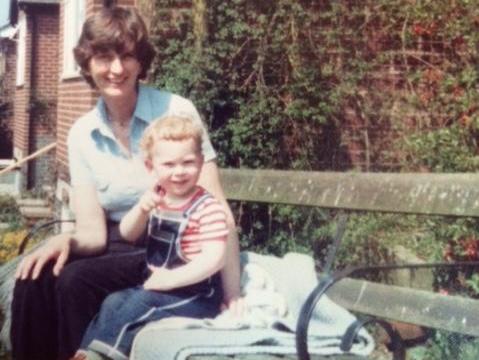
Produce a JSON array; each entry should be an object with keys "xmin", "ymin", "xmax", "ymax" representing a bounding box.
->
[
  {"xmin": 219, "ymin": 169, "xmax": 479, "ymax": 359},
  {"xmin": 1, "ymin": 169, "xmax": 479, "ymax": 359}
]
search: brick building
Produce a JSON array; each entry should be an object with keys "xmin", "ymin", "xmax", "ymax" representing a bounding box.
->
[
  {"xmin": 0, "ymin": 1, "xmax": 17, "ymax": 159},
  {"xmin": 0, "ymin": 0, "xmax": 151, "ymax": 218},
  {"xmin": 3, "ymin": 0, "xmax": 60, "ymax": 191},
  {"xmin": 0, "ymin": 37, "xmax": 15, "ymax": 158}
]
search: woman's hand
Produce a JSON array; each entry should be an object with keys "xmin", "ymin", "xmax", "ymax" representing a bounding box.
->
[{"xmin": 15, "ymin": 232, "xmax": 72, "ymax": 280}]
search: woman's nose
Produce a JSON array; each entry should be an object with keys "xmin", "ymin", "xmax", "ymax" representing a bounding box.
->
[{"xmin": 109, "ymin": 56, "xmax": 124, "ymax": 74}]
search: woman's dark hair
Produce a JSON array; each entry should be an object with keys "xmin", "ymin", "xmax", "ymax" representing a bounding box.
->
[{"xmin": 73, "ymin": 6, "xmax": 156, "ymax": 88}]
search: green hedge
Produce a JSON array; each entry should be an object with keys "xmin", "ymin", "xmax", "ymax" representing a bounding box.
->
[{"xmin": 149, "ymin": 0, "xmax": 479, "ymax": 267}]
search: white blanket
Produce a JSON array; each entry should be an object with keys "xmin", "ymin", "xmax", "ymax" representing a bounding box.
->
[{"xmin": 130, "ymin": 251, "xmax": 374, "ymax": 360}]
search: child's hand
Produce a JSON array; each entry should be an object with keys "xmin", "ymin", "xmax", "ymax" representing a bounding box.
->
[
  {"xmin": 137, "ymin": 187, "xmax": 162, "ymax": 214},
  {"xmin": 143, "ymin": 265, "xmax": 175, "ymax": 291}
]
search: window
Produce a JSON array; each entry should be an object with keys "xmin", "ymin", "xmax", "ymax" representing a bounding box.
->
[
  {"xmin": 16, "ymin": 13, "xmax": 26, "ymax": 86},
  {"xmin": 62, "ymin": 0, "xmax": 85, "ymax": 78}
]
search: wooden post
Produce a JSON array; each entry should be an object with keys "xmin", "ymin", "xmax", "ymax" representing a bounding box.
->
[
  {"xmin": 193, "ymin": 0, "xmax": 207, "ymax": 55},
  {"xmin": 0, "ymin": 142, "xmax": 56, "ymax": 177}
]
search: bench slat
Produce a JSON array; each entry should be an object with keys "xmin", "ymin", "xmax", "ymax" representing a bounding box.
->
[
  {"xmin": 190, "ymin": 355, "xmax": 364, "ymax": 359},
  {"xmin": 220, "ymin": 169, "xmax": 479, "ymax": 217},
  {"xmin": 328, "ymin": 278, "xmax": 479, "ymax": 337}
]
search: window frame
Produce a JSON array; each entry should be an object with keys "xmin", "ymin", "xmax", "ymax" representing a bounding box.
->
[
  {"xmin": 62, "ymin": 0, "xmax": 85, "ymax": 79},
  {"xmin": 15, "ymin": 12, "xmax": 26, "ymax": 86}
]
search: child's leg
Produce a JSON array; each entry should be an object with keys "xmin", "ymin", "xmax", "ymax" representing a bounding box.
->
[
  {"xmin": 87, "ymin": 285, "xmax": 222, "ymax": 359},
  {"xmin": 70, "ymin": 349, "xmax": 109, "ymax": 360}
]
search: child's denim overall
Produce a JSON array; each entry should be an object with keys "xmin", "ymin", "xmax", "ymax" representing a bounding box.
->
[{"xmin": 81, "ymin": 192, "xmax": 223, "ymax": 360}]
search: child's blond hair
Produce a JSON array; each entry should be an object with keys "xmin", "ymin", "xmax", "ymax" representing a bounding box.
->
[{"xmin": 140, "ymin": 115, "xmax": 203, "ymax": 160}]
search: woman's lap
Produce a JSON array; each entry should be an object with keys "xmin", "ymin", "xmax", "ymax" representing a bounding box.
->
[{"xmin": 11, "ymin": 243, "xmax": 146, "ymax": 360}]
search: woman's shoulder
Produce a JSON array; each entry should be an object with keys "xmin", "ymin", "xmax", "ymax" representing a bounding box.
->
[
  {"xmin": 67, "ymin": 107, "xmax": 101, "ymax": 144},
  {"xmin": 140, "ymin": 85, "xmax": 195, "ymax": 110}
]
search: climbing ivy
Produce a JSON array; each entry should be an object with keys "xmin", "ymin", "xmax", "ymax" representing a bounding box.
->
[{"xmin": 148, "ymin": 0, "xmax": 479, "ymax": 263}]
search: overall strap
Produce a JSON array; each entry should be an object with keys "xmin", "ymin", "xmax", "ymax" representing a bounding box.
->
[{"xmin": 183, "ymin": 192, "xmax": 213, "ymax": 218}]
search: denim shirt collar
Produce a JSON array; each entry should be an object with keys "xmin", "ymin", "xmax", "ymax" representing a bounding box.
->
[{"xmin": 89, "ymin": 84, "xmax": 153, "ymax": 140}]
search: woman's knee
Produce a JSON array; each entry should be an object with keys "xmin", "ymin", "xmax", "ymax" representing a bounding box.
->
[
  {"xmin": 55, "ymin": 260, "xmax": 93, "ymax": 297},
  {"xmin": 13, "ymin": 261, "xmax": 56, "ymax": 299}
]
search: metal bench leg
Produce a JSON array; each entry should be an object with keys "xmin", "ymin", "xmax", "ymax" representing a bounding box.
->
[
  {"xmin": 341, "ymin": 317, "xmax": 405, "ymax": 360},
  {"xmin": 18, "ymin": 219, "xmax": 75, "ymax": 255}
]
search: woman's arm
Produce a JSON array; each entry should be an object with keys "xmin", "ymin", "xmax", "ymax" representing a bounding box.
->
[
  {"xmin": 16, "ymin": 184, "xmax": 107, "ymax": 280},
  {"xmin": 197, "ymin": 161, "xmax": 242, "ymax": 306},
  {"xmin": 69, "ymin": 184, "xmax": 108, "ymax": 253}
]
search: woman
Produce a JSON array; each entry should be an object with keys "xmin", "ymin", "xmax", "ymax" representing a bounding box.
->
[{"xmin": 11, "ymin": 6, "xmax": 240, "ymax": 360}]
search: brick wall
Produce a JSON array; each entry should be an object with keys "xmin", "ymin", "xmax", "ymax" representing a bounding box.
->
[
  {"xmin": 28, "ymin": 4, "xmax": 60, "ymax": 188},
  {"xmin": 3, "ymin": 39, "xmax": 16, "ymax": 132},
  {"xmin": 0, "ymin": 38, "xmax": 15, "ymax": 158},
  {"xmin": 13, "ymin": 10, "xmax": 32, "ymax": 161}
]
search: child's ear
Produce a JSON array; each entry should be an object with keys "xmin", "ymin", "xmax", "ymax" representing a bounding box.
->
[{"xmin": 144, "ymin": 158, "xmax": 153, "ymax": 171}]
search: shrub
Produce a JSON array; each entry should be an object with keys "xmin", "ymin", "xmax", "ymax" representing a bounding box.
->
[{"xmin": 0, "ymin": 195, "xmax": 22, "ymax": 227}]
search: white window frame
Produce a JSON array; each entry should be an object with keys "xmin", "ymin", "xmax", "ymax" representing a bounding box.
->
[
  {"xmin": 16, "ymin": 13, "xmax": 26, "ymax": 86},
  {"xmin": 62, "ymin": 0, "xmax": 85, "ymax": 79},
  {"xmin": 0, "ymin": 53, "xmax": 5, "ymax": 76}
]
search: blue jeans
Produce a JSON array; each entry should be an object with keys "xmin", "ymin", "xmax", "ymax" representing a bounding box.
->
[{"xmin": 81, "ymin": 275, "xmax": 222, "ymax": 360}]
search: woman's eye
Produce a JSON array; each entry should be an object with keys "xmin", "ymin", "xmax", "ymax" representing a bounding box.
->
[
  {"xmin": 95, "ymin": 53, "xmax": 113, "ymax": 62},
  {"xmin": 121, "ymin": 53, "xmax": 136, "ymax": 61}
]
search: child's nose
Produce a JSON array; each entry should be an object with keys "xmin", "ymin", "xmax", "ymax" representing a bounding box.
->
[{"xmin": 173, "ymin": 165, "xmax": 186, "ymax": 176}]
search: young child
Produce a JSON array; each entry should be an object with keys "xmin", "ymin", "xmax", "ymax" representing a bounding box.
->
[{"xmin": 72, "ymin": 115, "xmax": 229, "ymax": 360}]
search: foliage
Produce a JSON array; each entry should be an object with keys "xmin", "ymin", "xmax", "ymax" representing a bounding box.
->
[
  {"xmin": 0, "ymin": 195, "xmax": 25, "ymax": 265},
  {"xmin": 410, "ymin": 332, "xmax": 479, "ymax": 360},
  {"xmin": 0, "ymin": 195, "xmax": 22, "ymax": 226},
  {"xmin": 0, "ymin": 229, "xmax": 27, "ymax": 263},
  {"xmin": 151, "ymin": 0, "xmax": 344, "ymax": 170},
  {"xmin": 335, "ymin": 213, "xmax": 398, "ymax": 269},
  {"xmin": 231, "ymin": 202, "xmax": 331, "ymax": 259},
  {"xmin": 29, "ymin": 95, "xmax": 56, "ymax": 131},
  {"xmin": 148, "ymin": 0, "xmax": 479, "ymax": 266}
]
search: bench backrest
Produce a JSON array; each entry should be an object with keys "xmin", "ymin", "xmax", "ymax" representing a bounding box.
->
[
  {"xmin": 219, "ymin": 168, "xmax": 479, "ymax": 336},
  {"xmin": 220, "ymin": 169, "xmax": 479, "ymax": 216}
]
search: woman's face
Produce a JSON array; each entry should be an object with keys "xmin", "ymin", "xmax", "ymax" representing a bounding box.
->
[{"xmin": 87, "ymin": 46, "xmax": 141, "ymax": 99}]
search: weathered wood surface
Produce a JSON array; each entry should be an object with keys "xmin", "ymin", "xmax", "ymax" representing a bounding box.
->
[
  {"xmin": 189, "ymin": 355, "xmax": 368, "ymax": 360},
  {"xmin": 220, "ymin": 169, "xmax": 479, "ymax": 217},
  {"xmin": 328, "ymin": 278, "xmax": 479, "ymax": 337}
]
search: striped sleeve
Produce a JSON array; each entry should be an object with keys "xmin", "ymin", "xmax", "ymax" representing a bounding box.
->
[{"xmin": 181, "ymin": 197, "xmax": 229, "ymax": 257}]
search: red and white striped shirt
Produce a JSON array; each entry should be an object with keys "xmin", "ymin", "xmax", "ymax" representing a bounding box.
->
[{"xmin": 156, "ymin": 186, "xmax": 228, "ymax": 260}]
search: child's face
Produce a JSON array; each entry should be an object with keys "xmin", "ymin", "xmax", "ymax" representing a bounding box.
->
[{"xmin": 149, "ymin": 138, "xmax": 203, "ymax": 199}]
